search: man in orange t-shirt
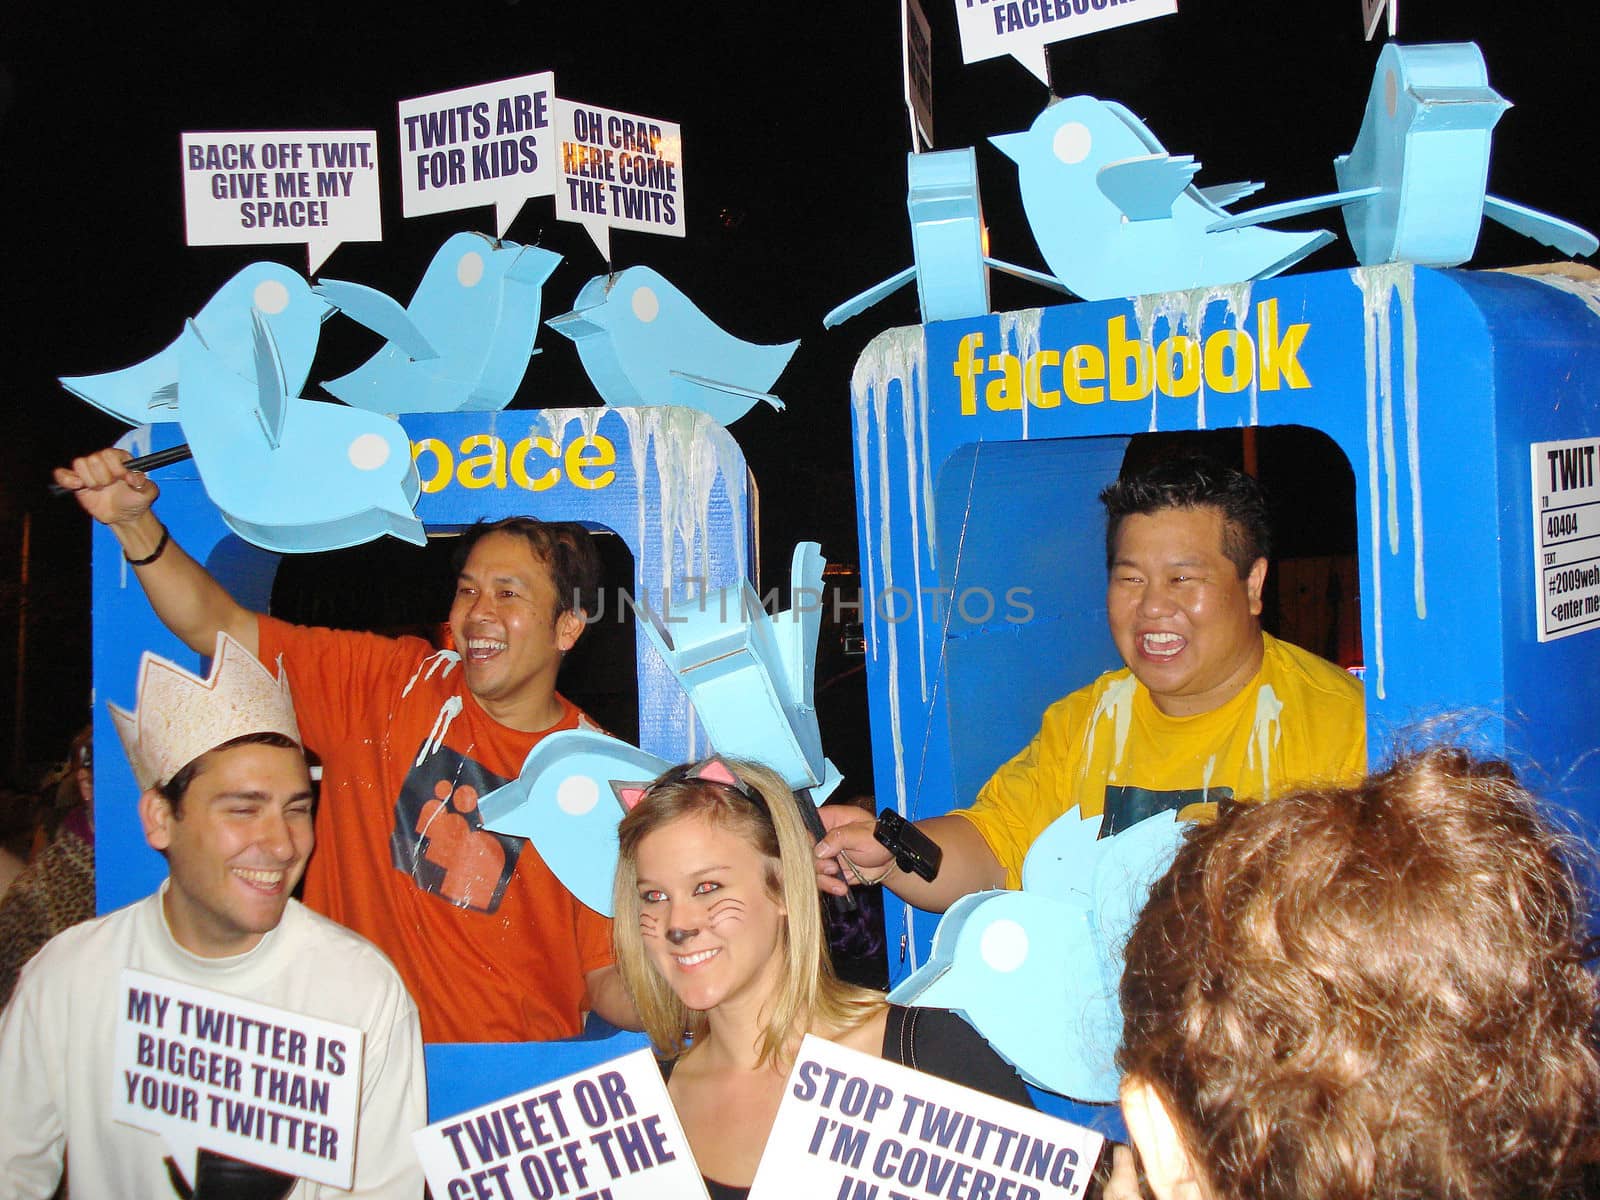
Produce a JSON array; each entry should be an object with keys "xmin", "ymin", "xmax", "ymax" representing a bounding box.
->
[{"xmin": 58, "ymin": 447, "xmax": 636, "ymax": 1042}]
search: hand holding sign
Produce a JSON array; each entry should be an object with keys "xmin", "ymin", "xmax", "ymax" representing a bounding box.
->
[
  {"xmin": 554, "ymin": 100, "xmax": 684, "ymax": 261},
  {"xmin": 181, "ymin": 132, "xmax": 381, "ymax": 273},
  {"xmin": 115, "ymin": 969, "xmax": 363, "ymax": 1191}
]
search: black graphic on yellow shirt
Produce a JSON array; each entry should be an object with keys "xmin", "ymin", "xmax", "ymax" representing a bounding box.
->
[{"xmin": 1100, "ymin": 784, "xmax": 1231, "ymax": 838}]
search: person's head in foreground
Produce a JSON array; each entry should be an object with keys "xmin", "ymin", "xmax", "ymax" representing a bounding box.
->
[
  {"xmin": 1117, "ymin": 745, "xmax": 1600, "ymax": 1200},
  {"xmin": 112, "ymin": 633, "xmax": 310, "ymax": 958},
  {"xmin": 613, "ymin": 756, "xmax": 879, "ymax": 1065}
]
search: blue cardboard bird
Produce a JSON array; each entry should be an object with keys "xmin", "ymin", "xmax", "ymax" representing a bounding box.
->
[
  {"xmin": 1208, "ymin": 42, "xmax": 1597, "ymax": 265},
  {"xmin": 635, "ymin": 543, "xmax": 842, "ymax": 800},
  {"xmin": 990, "ymin": 97, "xmax": 1332, "ymax": 301},
  {"xmin": 60, "ymin": 263, "xmax": 332, "ymax": 426},
  {"xmin": 825, "ymin": 147, "xmax": 1069, "ymax": 327},
  {"xmin": 318, "ymin": 231, "xmax": 562, "ymax": 413},
  {"xmin": 889, "ymin": 810, "xmax": 1184, "ymax": 1101},
  {"xmin": 546, "ymin": 265, "xmax": 798, "ymax": 426},
  {"xmin": 478, "ymin": 731, "xmax": 672, "ymax": 916},
  {"xmin": 477, "ymin": 544, "xmax": 842, "ymax": 916},
  {"xmin": 175, "ymin": 312, "xmax": 424, "ymax": 553}
]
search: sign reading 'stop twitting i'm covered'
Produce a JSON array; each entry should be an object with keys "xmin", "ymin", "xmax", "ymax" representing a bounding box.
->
[{"xmin": 1533, "ymin": 437, "xmax": 1600, "ymax": 642}]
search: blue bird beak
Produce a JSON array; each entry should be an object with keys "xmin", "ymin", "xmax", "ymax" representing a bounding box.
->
[{"xmin": 989, "ymin": 132, "xmax": 1029, "ymax": 164}]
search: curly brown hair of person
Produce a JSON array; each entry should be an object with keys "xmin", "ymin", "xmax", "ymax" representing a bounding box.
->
[{"xmin": 1117, "ymin": 745, "xmax": 1600, "ymax": 1200}]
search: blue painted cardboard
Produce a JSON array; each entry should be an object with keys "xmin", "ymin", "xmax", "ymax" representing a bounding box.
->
[
  {"xmin": 477, "ymin": 543, "xmax": 842, "ymax": 915},
  {"xmin": 990, "ymin": 98, "xmax": 1333, "ymax": 300},
  {"xmin": 825, "ymin": 148, "xmax": 1068, "ymax": 329},
  {"xmin": 59, "ymin": 262, "xmax": 333, "ymax": 427},
  {"xmin": 92, "ymin": 405, "xmax": 753, "ymax": 1119},
  {"xmin": 890, "ymin": 810, "xmax": 1184, "ymax": 1102},
  {"xmin": 320, "ymin": 232, "xmax": 563, "ymax": 413},
  {"xmin": 1215, "ymin": 43, "xmax": 1598, "ymax": 265},
  {"xmin": 852, "ymin": 265, "xmax": 1600, "ymax": 1121},
  {"xmin": 547, "ymin": 265, "xmax": 798, "ymax": 426},
  {"xmin": 176, "ymin": 315, "xmax": 426, "ymax": 553}
]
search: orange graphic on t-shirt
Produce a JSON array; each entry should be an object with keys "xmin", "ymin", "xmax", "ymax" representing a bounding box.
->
[{"xmin": 416, "ymin": 781, "xmax": 504, "ymax": 907}]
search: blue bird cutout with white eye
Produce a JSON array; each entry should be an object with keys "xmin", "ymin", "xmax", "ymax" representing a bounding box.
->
[
  {"xmin": 1208, "ymin": 42, "xmax": 1596, "ymax": 265},
  {"xmin": 60, "ymin": 263, "xmax": 332, "ymax": 426},
  {"xmin": 477, "ymin": 544, "xmax": 842, "ymax": 915},
  {"xmin": 990, "ymin": 97, "xmax": 1333, "ymax": 301},
  {"xmin": 478, "ymin": 731, "xmax": 672, "ymax": 916},
  {"xmin": 546, "ymin": 265, "xmax": 798, "ymax": 427},
  {"xmin": 318, "ymin": 231, "xmax": 562, "ymax": 413},
  {"xmin": 825, "ymin": 147, "xmax": 1069, "ymax": 327},
  {"xmin": 174, "ymin": 312, "xmax": 424, "ymax": 553},
  {"xmin": 889, "ymin": 809, "xmax": 1185, "ymax": 1102}
]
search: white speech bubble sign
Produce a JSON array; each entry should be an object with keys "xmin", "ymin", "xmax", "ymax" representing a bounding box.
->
[
  {"xmin": 397, "ymin": 72, "xmax": 558, "ymax": 237},
  {"xmin": 412, "ymin": 1048, "xmax": 709, "ymax": 1199},
  {"xmin": 180, "ymin": 131, "xmax": 381, "ymax": 274},
  {"xmin": 554, "ymin": 98, "xmax": 685, "ymax": 261},
  {"xmin": 748, "ymin": 1034, "xmax": 1105, "ymax": 1200},
  {"xmin": 114, "ymin": 968, "xmax": 364, "ymax": 1190},
  {"xmin": 954, "ymin": 0, "xmax": 1178, "ymax": 84}
]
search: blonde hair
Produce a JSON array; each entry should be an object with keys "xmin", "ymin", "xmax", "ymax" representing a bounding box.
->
[{"xmin": 613, "ymin": 758, "xmax": 884, "ymax": 1068}]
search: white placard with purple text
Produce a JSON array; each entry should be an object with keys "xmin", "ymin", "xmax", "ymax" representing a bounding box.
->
[
  {"xmin": 180, "ymin": 130, "xmax": 381, "ymax": 273},
  {"xmin": 397, "ymin": 72, "xmax": 558, "ymax": 236},
  {"xmin": 114, "ymin": 968, "xmax": 363, "ymax": 1190},
  {"xmin": 413, "ymin": 1048, "xmax": 708, "ymax": 1200},
  {"xmin": 749, "ymin": 1035, "xmax": 1104, "ymax": 1200},
  {"xmin": 554, "ymin": 99, "xmax": 684, "ymax": 261},
  {"xmin": 953, "ymin": 0, "xmax": 1177, "ymax": 85}
]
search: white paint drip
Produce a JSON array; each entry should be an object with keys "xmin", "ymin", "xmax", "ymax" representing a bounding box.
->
[
  {"xmin": 1132, "ymin": 283, "xmax": 1253, "ymax": 430},
  {"xmin": 1245, "ymin": 683, "xmax": 1284, "ymax": 799},
  {"xmin": 402, "ymin": 648, "xmax": 461, "ymax": 698},
  {"xmin": 415, "ymin": 695, "xmax": 464, "ymax": 765},
  {"xmin": 1350, "ymin": 263, "xmax": 1426, "ymax": 699},
  {"xmin": 851, "ymin": 327, "xmax": 928, "ymax": 818},
  {"xmin": 537, "ymin": 406, "xmax": 747, "ymax": 598},
  {"xmin": 1519, "ymin": 272, "xmax": 1600, "ymax": 323},
  {"xmin": 1083, "ymin": 675, "xmax": 1138, "ymax": 786},
  {"xmin": 997, "ymin": 308, "xmax": 1044, "ymax": 441}
]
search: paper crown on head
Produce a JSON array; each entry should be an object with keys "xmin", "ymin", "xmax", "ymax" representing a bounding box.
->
[{"xmin": 108, "ymin": 633, "xmax": 301, "ymax": 790}]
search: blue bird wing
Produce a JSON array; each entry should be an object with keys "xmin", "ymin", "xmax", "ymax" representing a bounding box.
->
[
  {"xmin": 822, "ymin": 266, "xmax": 917, "ymax": 328},
  {"xmin": 1484, "ymin": 195, "xmax": 1600, "ymax": 258},
  {"xmin": 1098, "ymin": 155, "xmax": 1202, "ymax": 221},
  {"xmin": 669, "ymin": 370, "xmax": 785, "ymax": 413},
  {"xmin": 984, "ymin": 257, "xmax": 1075, "ymax": 297},
  {"xmin": 1196, "ymin": 180, "xmax": 1265, "ymax": 209},
  {"xmin": 1102, "ymin": 101, "xmax": 1169, "ymax": 156},
  {"xmin": 248, "ymin": 310, "xmax": 288, "ymax": 450},
  {"xmin": 314, "ymin": 278, "xmax": 438, "ymax": 362},
  {"xmin": 1206, "ymin": 186, "xmax": 1380, "ymax": 233}
]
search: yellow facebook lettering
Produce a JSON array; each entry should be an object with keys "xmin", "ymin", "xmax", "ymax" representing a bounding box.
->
[
  {"xmin": 985, "ymin": 353, "xmax": 1023, "ymax": 411},
  {"xmin": 949, "ymin": 304, "xmax": 1313, "ymax": 414},
  {"xmin": 1108, "ymin": 316, "xmax": 1152, "ymax": 402},
  {"xmin": 1063, "ymin": 344, "xmax": 1105, "ymax": 405}
]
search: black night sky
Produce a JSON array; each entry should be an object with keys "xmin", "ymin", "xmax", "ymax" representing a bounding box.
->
[{"xmin": 0, "ymin": 0, "xmax": 1594, "ymax": 775}]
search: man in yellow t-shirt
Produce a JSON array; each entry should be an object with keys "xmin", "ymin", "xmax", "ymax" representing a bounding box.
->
[{"xmin": 817, "ymin": 456, "xmax": 1367, "ymax": 906}]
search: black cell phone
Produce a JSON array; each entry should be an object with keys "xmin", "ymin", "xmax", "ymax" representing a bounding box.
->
[{"xmin": 873, "ymin": 809, "xmax": 943, "ymax": 882}]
